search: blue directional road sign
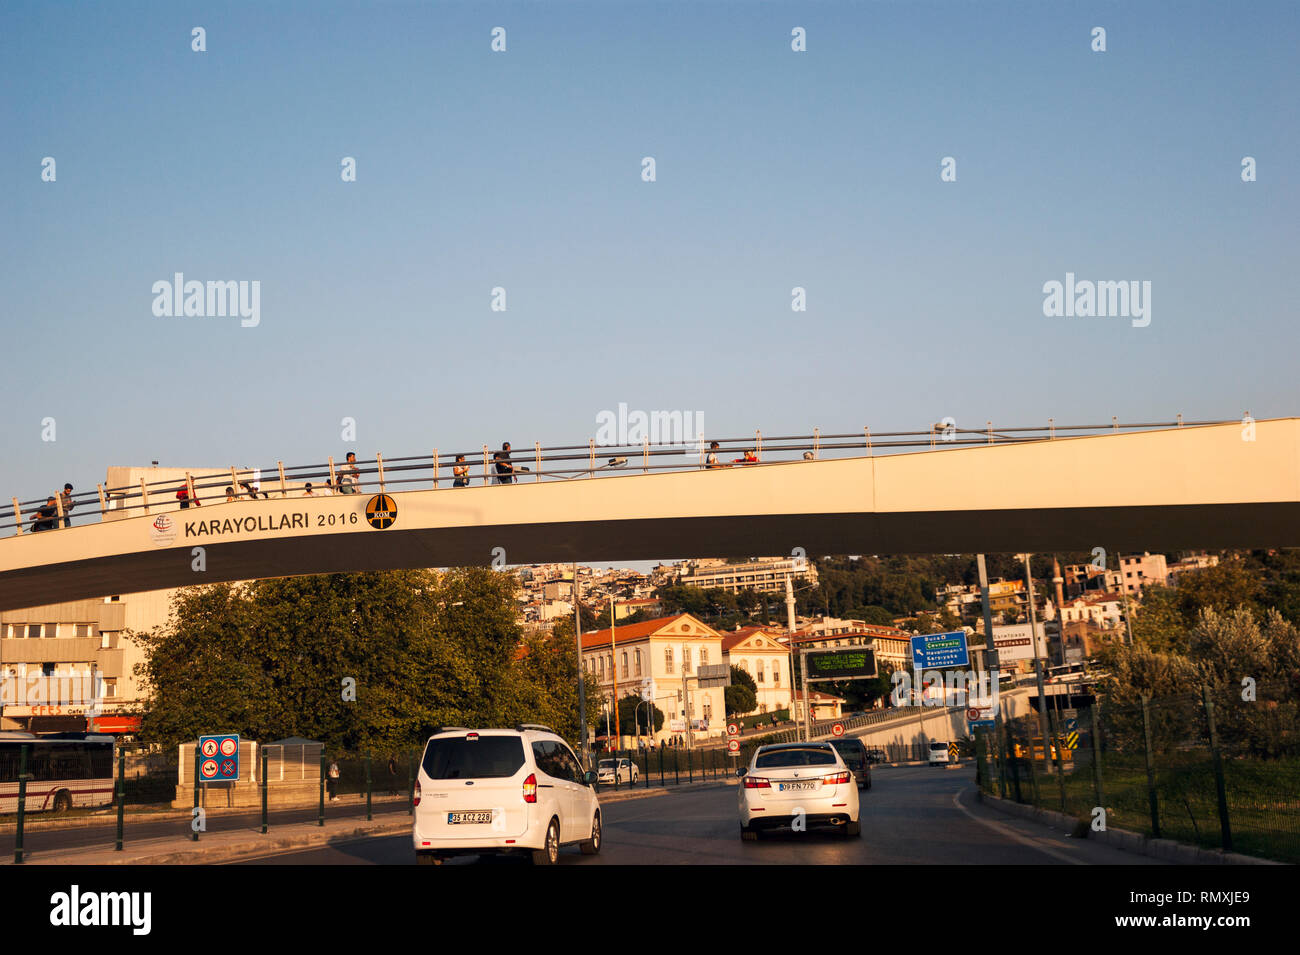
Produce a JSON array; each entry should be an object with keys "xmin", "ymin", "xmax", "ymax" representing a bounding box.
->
[
  {"xmin": 910, "ymin": 631, "xmax": 970, "ymax": 670},
  {"xmin": 198, "ymin": 734, "xmax": 240, "ymax": 782}
]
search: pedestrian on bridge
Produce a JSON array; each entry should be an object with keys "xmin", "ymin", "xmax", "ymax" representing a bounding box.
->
[
  {"xmin": 494, "ymin": 443, "xmax": 516, "ymax": 484},
  {"xmin": 452, "ymin": 454, "xmax": 469, "ymax": 487},
  {"xmin": 339, "ymin": 452, "xmax": 361, "ymax": 494},
  {"xmin": 176, "ymin": 483, "xmax": 200, "ymax": 509},
  {"xmin": 30, "ymin": 496, "xmax": 58, "ymax": 532},
  {"xmin": 60, "ymin": 483, "xmax": 75, "ymax": 527}
]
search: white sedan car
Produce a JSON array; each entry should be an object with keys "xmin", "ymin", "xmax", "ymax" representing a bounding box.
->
[
  {"xmin": 737, "ymin": 742, "xmax": 861, "ymax": 840},
  {"xmin": 597, "ymin": 757, "xmax": 639, "ymax": 785}
]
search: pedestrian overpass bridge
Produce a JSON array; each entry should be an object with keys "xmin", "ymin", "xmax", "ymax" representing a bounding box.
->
[{"xmin": 1, "ymin": 417, "xmax": 1297, "ymax": 610}]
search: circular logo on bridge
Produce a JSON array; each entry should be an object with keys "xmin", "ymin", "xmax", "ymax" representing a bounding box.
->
[
  {"xmin": 831, "ymin": 722, "xmax": 845, "ymax": 737},
  {"xmin": 365, "ymin": 494, "xmax": 397, "ymax": 529},
  {"xmin": 219, "ymin": 737, "xmax": 238, "ymax": 757},
  {"xmin": 149, "ymin": 514, "xmax": 177, "ymax": 546}
]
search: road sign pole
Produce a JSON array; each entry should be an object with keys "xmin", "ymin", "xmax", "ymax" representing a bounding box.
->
[
  {"xmin": 318, "ymin": 751, "xmax": 326, "ymax": 827},
  {"xmin": 800, "ymin": 648, "xmax": 812, "ymax": 741},
  {"xmin": 192, "ymin": 745, "xmax": 200, "ymax": 842},
  {"xmin": 366, "ymin": 753, "xmax": 373, "ymax": 821},
  {"xmin": 408, "ymin": 752, "xmax": 415, "ymax": 815}
]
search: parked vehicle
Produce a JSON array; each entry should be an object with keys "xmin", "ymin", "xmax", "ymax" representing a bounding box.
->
[
  {"xmin": 412, "ymin": 725, "xmax": 601, "ymax": 865},
  {"xmin": 597, "ymin": 757, "xmax": 639, "ymax": 785},
  {"xmin": 0, "ymin": 732, "xmax": 115, "ymax": 814},
  {"xmin": 737, "ymin": 742, "xmax": 860, "ymax": 841}
]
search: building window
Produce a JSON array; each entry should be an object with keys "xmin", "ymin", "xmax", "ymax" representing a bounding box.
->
[
  {"xmin": 598, "ymin": 657, "xmax": 605, "ymax": 678},
  {"xmin": 683, "ymin": 647, "xmax": 692, "ymax": 673},
  {"xmin": 634, "ymin": 649, "xmax": 642, "ymax": 676},
  {"xmin": 665, "ymin": 648, "xmax": 674, "ymax": 674},
  {"xmin": 42, "ymin": 662, "xmax": 55, "ymax": 677},
  {"xmin": 27, "ymin": 625, "xmax": 41, "ymax": 639},
  {"xmin": 700, "ymin": 648, "xmax": 708, "ymax": 666},
  {"xmin": 75, "ymin": 624, "xmax": 92, "ymax": 638},
  {"xmin": 773, "ymin": 662, "xmax": 780, "ymax": 686},
  {"xmin": 620, "ymin": 652, "xmax": 628, "ymax": 679},
  {"xmin": 103, "ymin": 678, "xmax": 117, "ymax": 699},
  {"xmin": 738, "ymin": 659, "xmax": 748, "ymax": 674},
  {"xmin": 607, "ymin": 654, "xmax": 613, "ymax": 677}
]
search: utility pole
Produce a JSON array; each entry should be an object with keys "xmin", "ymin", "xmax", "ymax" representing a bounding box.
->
[
  {"xmin": 1024, "ymin": 554, "xmax": 1054, "ymax": 765},
  {"xmin": 610, "ymin": 597, "xmax": 620, "ymax": 745},
  {"xmin": 785, "ymin": 575, "xmax": 799, "ymax": 739},
  {"xmin": 573, "ymin": 562, "xmax": 588, "ymax": 768},
  {"xmin": 800, "ymin": 647, "xmax": 813, "ymax": 741},
  {"xmin": 681, "ymin": 666, "xmax": 694, "ymax": 749}
]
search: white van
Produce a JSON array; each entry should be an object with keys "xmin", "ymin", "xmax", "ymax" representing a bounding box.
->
[
  {"xmin": 412, "ymin": 725, "xmax": 601, "ymax": 865},
  {"xmin": 928, "ymin": 741, "xmax": 950, "ymax": 766}
]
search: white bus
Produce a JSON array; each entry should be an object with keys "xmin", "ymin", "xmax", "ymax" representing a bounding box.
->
[{"xmin": 0, "ymin": 732, "xmax": 115, "ymax": 813}]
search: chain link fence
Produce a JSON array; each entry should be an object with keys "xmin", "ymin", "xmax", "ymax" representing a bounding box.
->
[{"xmin": 978, "ymin": 680, "xmax": 1300, "ymax": 864}]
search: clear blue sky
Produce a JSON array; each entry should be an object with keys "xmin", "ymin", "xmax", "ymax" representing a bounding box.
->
[{"xmin": 2, "ymin": 1, "xmax": 1297, "ymax": 505}]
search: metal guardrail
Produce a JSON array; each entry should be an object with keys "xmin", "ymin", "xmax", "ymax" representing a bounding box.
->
[{"xmin": 1, "ymin": 417, "xmax": 1231, "ymax": 538}]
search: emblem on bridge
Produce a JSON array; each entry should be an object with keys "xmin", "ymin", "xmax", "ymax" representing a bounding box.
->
[{"xmin": 365, "ymin": 494, "xmax": 397, "ymax": 529}]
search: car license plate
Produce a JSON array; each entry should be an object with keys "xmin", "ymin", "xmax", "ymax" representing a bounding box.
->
[
  {"xmin": 448, "ymin": 810, "xmax": 493, "ymax": 824},
  {"xmin": 779, "ymin": 781, "xmax": 817, "ymax": 792}
]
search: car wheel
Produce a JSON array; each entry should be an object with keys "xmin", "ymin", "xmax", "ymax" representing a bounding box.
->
[
  {"xmin": 532, "ymin": 818, "xmax": 560, "ymax": 865},
  {"xmin": 845, "ymin": 820, "xmax": 862, "ymax": 837},
  {"xmin": 580, "ymin": 812, "xmax": 602, "ymax": 855},
  {"xmin": 740, "ymin": 825, "xmax": 758, "ymax": 842},
  {"xmin": 415, "ymin": 851, "xmax": 441, "ymax": 866}
]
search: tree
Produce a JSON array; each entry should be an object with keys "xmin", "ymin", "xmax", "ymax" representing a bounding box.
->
[
  {"xmin": 729, "ymin": 664, "xmax": 756, "ymax": 694},
  {"xmin": 725, "ymin": 684, "xmax": 757, "ymax": 716},
  {"xmin": 131, "ymin": 568, "xmax": 595, "ymax": 753},
  {"xmin": 615, "ymin": 693, "xmax": 663, "ymax": 735}
]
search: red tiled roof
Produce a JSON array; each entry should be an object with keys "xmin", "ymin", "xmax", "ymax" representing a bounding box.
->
[
  {"xmin": 720, "ymin": 626, "xmax": 784, "ymax": 653},
  {"xmin": 580, "ymin": 613, "xmax": 719, "ymax": 651}
]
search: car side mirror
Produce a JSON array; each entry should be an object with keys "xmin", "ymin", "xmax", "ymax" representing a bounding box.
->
[
  {"xmin": 583, "ymin": 770, "xmax": 598, "ymax": 786},
  {"xmin": 736, "ymin": 767, "xmax": 747, "ymax": 778}
]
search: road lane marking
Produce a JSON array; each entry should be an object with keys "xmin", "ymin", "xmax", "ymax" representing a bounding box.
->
[{"xmin": 951, "ymin": 787, "xmax": 1086, "ymax": 866}]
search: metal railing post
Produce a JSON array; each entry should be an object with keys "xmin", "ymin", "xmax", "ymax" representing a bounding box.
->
[
  {"xmin": 755, "ymin": 430, "xmax": 762, "ymax": 462},
  {"xmin": 97, "ymin": 484, "xmax": 107, "ymax": 518},
  {"xmin": 535, "ymin": 442, "xmax": 542, "ymax": 482},
  {"xmin": 230, "ymin": 466, "xmax": 241, "ymax": 496},
  {"xmin": 115, "ymin": 747, "xmax": 125, "ymax": 850},
  {"xmin": 261, "ymin": 746, "xmax": 269, "ymax": 833},
  {"xmin": 11, "ymin": 498, "xmax": 23, "ymax": 535},
  {"xmin": 277, "ymin": 461, "xmax": 287, "ymax": 497},
  {"xmin": 326, "ymin": 457, "xmax": 337, "ymax": 490},
  {"xmin": 482, "ymin": 446, "xmax": 489, "ymax": 486},
  {"xmin": 432, "ymin": 449, "xmax": 439, "ymax": 488},
  {"xmin": 319, "ymin": 751, "xmax": 326, "ymax": 826},
  {"xmin": 139, "ymin": 479, "xmax": 151, "ymax": 516},
  {"xmin": 366, "ymin": 753, "xmax": 373, "ymax": 820},
  {"xmin": 588, "ymin": 440, "xmax": 595, "ymax": 477},
  {"xmin": 14, "ymin": 744, "xmax": 29, "ymax": 863},
  {"xmin": 375, "ymin": 453, "xmax": 386, "ymax": 494},
  {"xmin": 1140, "ymin": 695, "xmax": 1161, "ymax": 838},
  {"xmin": 1202, "ymin": 685, "xmax": 1233, "ymax": 851}
]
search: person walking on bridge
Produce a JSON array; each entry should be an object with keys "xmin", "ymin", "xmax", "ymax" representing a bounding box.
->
[
  {"xmin": 493, "ymin": 442, "xmax": 516, "ymax": 484},
  {"xmin": 59, "ymin": 483, "xmax": 75, "ymax": 528},
  {"xmin": 339, "ymin": 451, "xmax": 361, "ymax": 494},
  {"xmin": 452, "ymin": 454, "xmax": 470, "ymax": 487},
  {"xmin": 30, "ymin": 496, "xmax": 58, "ymax": 532}
]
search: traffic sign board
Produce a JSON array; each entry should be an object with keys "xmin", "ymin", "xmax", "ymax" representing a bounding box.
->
[
  {"xmin": 727, "ymin": 723, "xmax": 739, "ymax": 737},
  {"xmin": 198, "ymin": 734, "xmax": 239, "ymax": 781},
  {"xmin": 910, "ymin": 631, "xmax": 970, "ymax": 670},
  {"xmin": 727, "ymin": 738, "xmax": 740, "ymax": 754},
  {"xmin": 1065, "ymin": 731, "xmax": 1079, "ymax": 750},
  {"xmin": 831, "ymin": 722, "xmax": 845, "ymax": 737},
  {"xmin": 948, "ymin": 742, "xmax": 960, "ymax": 761}
]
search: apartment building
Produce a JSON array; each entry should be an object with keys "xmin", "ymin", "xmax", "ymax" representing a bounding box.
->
[{"xmin": 674, "ymin": 556, "xmax": 817, "ymax": 595}]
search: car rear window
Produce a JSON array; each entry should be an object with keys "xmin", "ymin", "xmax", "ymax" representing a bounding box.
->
[
  {"xmin": 930, "ymin": 742, "xmax": 948, "ymax": 751},
  {"xmin": 755, "ymin": 748, "xmax": 837, "ymax": 768},
  {"xmin": 422, "ymin": 736, "xmax": 525, "ymax": 779},
  {"xmin": 831, "ymin": 741, "xmax": 865, "ymax": 764}
]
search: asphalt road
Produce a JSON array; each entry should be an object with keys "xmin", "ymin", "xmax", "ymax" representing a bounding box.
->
[{"xmin": 233, "ymin": 766, "xmax": 1161, "ymax": 865}]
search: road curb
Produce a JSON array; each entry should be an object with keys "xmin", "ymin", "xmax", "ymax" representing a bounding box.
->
[{"xmin": 977, "ymin": 791, "xmax": 1278, "ymax": 865}]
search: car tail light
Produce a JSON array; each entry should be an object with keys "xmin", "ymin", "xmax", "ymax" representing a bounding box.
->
[
  {"xmin": 523, "ymin": 772, "xmax": 537, "ymax": 803},
  {"xmin": 743, "ymin": 775, "xmax": 771, "ymax": 789},
  {"xmin": 824, "ymin": 771, "xmax": 851, "ymax": 785},
  {"xmin": 413, "ymin": 780, "xmax": 422, "ymax": 807}
]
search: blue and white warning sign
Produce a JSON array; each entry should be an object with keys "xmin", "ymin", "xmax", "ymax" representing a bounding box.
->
[{"xmin": 199, "ymin": 734, "xmax": 240, "ymax": 781}]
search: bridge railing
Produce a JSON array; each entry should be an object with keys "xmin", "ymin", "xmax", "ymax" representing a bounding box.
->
[{"xmin": 0, "ymin": 417, "xmax": 1232, "ymax": 539}]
